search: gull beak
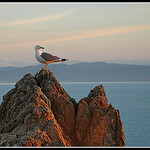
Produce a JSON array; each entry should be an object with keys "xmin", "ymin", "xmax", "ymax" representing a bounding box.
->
[{"xmin": 40, "ymin": 47, "xmax": 44, "ymax": 49}]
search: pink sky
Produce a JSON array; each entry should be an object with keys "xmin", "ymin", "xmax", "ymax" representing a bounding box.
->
[{"xmin": 0, "ymin": 3, "xmax": 150, "ymax": 66}]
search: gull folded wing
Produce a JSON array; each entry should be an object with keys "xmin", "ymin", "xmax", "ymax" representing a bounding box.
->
[{"xmin": 41, "ymin": 52, "xmax": 60, "ymax": 62}]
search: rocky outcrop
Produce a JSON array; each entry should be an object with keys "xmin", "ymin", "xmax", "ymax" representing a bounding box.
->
[
  {"xmin": 75, "ymin": 85, "xmax": 125, "ymax": 146},
  {"xmin": 0, "ymin": 69, "xmax": 125, "ymax": 147}
]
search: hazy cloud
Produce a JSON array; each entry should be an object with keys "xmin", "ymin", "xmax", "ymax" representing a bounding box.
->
[
  {"xmin": 1, "ymin": 24, "xmax": 150, "ymax": 49},
  {"xmin": 40, "ymin": 24, "xmax": 150, "ymax": 43},
  {"xmin": 0, "ymin": 12, "xmax": 71, "ymax": 27}
]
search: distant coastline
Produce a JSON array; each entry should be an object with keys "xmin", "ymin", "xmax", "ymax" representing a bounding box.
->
[
  {"xmin": 0, "ymin": 81, "xmax": 15, "ymax": 84},
  {"xmin": 1, "ymin": 62, "xmax": 150, "ymax": 83},
  {"xmin": 0, "ymin": 81, "xmax": 9, "ymax": 83},
  {"xmin": 1, "ymin": 81, "xmax": 150, "ymax": 85}
]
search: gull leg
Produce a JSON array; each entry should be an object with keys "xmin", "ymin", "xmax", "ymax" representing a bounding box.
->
[{"xmin": 45, "ymin": 63, "xmax": 48, "ymax": 71}]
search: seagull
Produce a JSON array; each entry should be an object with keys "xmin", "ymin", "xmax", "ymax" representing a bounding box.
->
[{"xmin": 35, "ymin": 45, "xmax": 69, "ymax": 71}]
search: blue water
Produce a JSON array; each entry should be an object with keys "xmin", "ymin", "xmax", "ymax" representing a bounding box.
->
[
  {"xmin": 0, "ymin": 82, "xmax": 150, "ymax": 147},
  {"xmin": 0, "ymin": 83, "xmax": 15, "ymax": 103}
]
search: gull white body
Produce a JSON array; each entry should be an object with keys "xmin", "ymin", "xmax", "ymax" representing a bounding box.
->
[{"xmin": 35, "ymin": 49, "xmax": 47, "ymax": 64}]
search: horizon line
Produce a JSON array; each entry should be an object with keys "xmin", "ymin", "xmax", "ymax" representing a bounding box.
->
[{"xmin": 1, "ymin": 60, "xmax": 150, "ymax": 68}]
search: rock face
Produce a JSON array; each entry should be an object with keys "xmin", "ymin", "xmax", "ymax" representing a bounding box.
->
[{"xmin": 0, "ymin": 69, "xmax": 125, "ymax": 147}]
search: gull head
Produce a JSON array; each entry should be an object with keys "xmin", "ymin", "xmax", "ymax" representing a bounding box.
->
[{"xmin": 35, "ymin": 45, "xmax": 44, "ymax": 51}]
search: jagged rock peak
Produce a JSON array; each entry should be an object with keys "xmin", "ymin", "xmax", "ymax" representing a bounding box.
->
[
  {"xmin": 88, "ymin": 85, "xmax": 107, "ymax": 98},
  {"xmin": 0, "ymin": 69, "xmax": 125, "ymax": 147}
]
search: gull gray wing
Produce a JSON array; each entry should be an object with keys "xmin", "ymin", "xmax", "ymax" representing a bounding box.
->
[{"xmin": 41, "ymin": 52, "xmax": 60, "ymax": 61}]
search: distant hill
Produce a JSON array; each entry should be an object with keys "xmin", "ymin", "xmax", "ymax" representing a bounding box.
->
[{"xmin": 0, "ymin": 62, "xmax": 150, "ymax": 82}]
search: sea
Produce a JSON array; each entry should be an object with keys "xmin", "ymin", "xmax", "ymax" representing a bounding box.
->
[{"xmin": 0, "ymin": 82, "xmax": 150, "ymax": 147}]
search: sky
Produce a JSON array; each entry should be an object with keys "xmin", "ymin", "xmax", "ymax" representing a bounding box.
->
[{"xmin": 0, "ymin": 2, "xmax": 150, "ymax": 67}]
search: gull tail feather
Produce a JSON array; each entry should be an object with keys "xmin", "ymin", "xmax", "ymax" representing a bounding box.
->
[{"xmin": 61, "ymin": 58, "xmax": 69, "ymax": 62}]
